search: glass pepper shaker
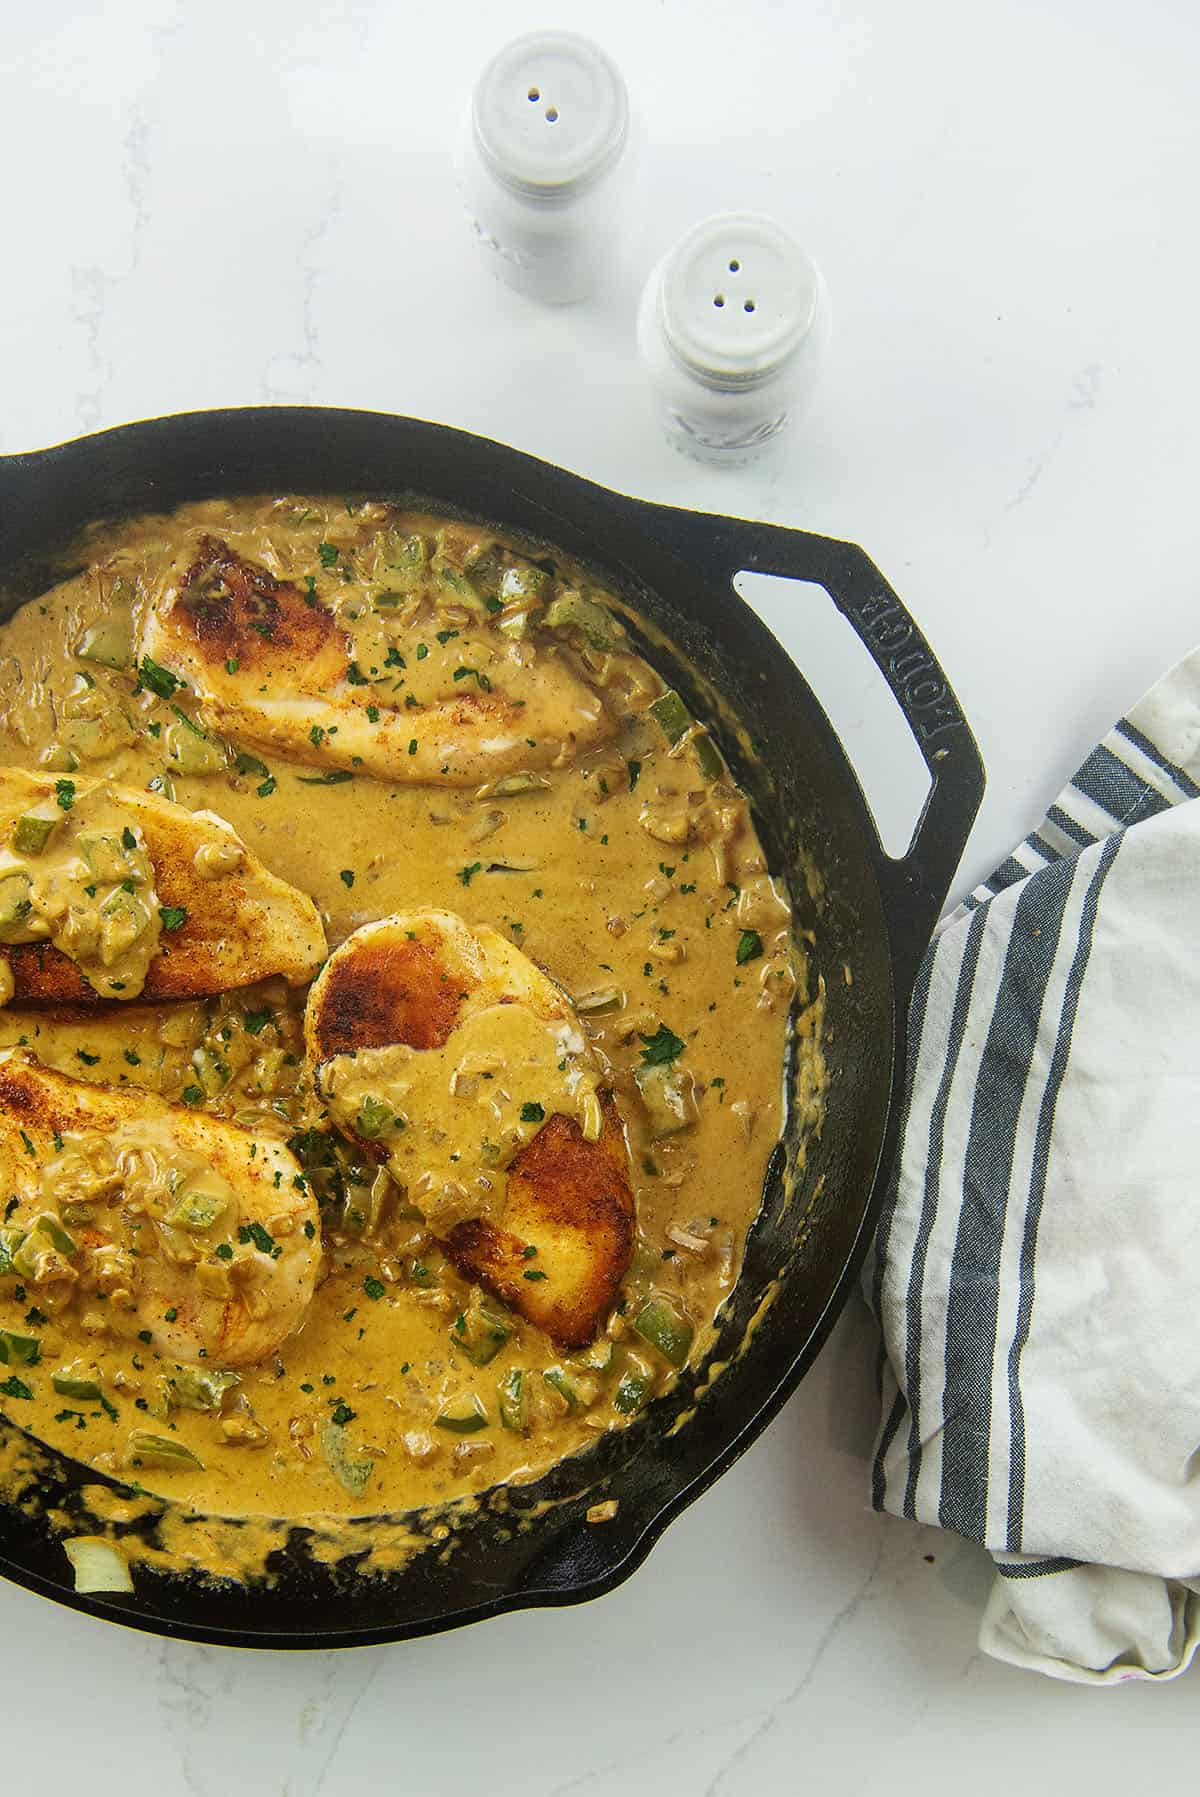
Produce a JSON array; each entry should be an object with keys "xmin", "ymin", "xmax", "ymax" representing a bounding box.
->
[
  {"xmin": 637, "ymin": 214, "xmax": 831, "ymax": 463},
  {"xmin": 459, "ymin": 31, "xmax": 631, "ymax": 305}
]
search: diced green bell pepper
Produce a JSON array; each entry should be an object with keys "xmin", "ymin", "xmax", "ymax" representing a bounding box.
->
[
  {"xmin": 0, "ymin": 871, "xmax": 33, "ymax": 926},
  {"xmin": 77, "ymin": 615, "xmax": 133, "ymax": 671},
  {"xmin": 165, "ymin": 1187, "xmax": 228, "ymax": 1233},
  {"xmin": 320, "ymin": 1418, "xmax": 373, "ymax": 1495},
  {"xmin": 632, "ymin": 1297, "xmax": 694, "ymax": 1369},
  {"xmin": 543, "ymin": 588, "xmax": 618, "ymax": 652},
  {"xmin": 497, "ymin": 1368, "xmax": 529, "ymax": 1433},
  {"xmin": 450, "ymin": 1300, "xmax": 512, "ymax": 1368},
  {"xmin": 127, "ymin": 1430, "xmax": 205, "ymax": 1470},
  {"xmin": 0, "ymin": 1329, "xmax": 40, "ymax": 1367},
  {"xmin": 434, "ymin": 1396, "xmax": 489, "ymax": 1434},
  {"xmin": 648, "ymin": 689, "xmax": 723, "ymax": 780},
  {"xmin": 168, "ymin": 1365, "xmax": 239, "ymax": 1412},
  {"xmin": 613, "ymin": 1370, "xmax": 651, "ymax": 1414},
  {"xmin": 9, "ymin": 813, "xmax": 58, "ymax": 856},
  {"xmin": 52, "ymin": 1365, "xmax": 103, "ymax": 1400}
]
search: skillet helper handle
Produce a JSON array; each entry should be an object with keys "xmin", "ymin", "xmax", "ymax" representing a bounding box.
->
[{"xmin": 635, "ymin": 505, "xmax": 985, "ymax": 989}]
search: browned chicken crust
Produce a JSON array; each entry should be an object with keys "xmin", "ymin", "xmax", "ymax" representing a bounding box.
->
[
  {"xmin": 446, "ymin": 1097, "xmax": 634, "ymax": 1350},
  {"xmin": 165, "ymin": 537, "xmax": 349, "ymax": 684}
]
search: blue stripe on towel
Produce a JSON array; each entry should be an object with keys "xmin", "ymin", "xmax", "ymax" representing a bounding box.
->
[
  {"xmin": 1005, "ymin": 831, "xmax": 1123, "ymax": 1550},
  {"xmin": 995, "ymin": 1556, "xmax": 1083, "ymax": 1580},
  {"xmin": 902, "ymin": 905, "xmax": 989, "ymax": 1519},
  {"xmin": 1115, "ymin": 719, "xmax": 1200, "ymax": 801},
  {"xmin": 984, "ymin": 856, "xmax": 1030, "ymax": 897},
  {"xmin": 937, "ymin": 855, "xmax": 1078, "ymax": 1539},
  {"xmin": 1071, "ymin": 743, "xmax": 1171, "ymax": 826},
  {"xmin": 873, "ymin": 1388, "xmax": 909, "ymax": 1511},
  {"xmin": 1044, "ymin": 804, "xmax": 1097, "ymax": 848}
]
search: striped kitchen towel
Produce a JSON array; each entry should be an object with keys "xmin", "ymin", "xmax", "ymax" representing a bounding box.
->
[{"xmin": 865, "ymin": 645, "xmax": 1200, "ymax": 1684}]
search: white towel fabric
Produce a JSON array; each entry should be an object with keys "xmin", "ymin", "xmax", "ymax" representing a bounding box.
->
[{"xmin": 865, "ymin": 646, "xmax": 1200, "ymax": 1684}]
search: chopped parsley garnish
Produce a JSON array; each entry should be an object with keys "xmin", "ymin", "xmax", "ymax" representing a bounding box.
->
[
  {"xmin": 628, "ymin": 758, "xmax": 641, "ymax": 791},
  {"xmin": 453, "ymin": 665, "xmax": 492, "ymax": 692},
  {"xmin": 216, "ymin": 1243, "xmax": 234, "ymax": 1261},
  {"xmin": 257, "ymin": 776, "xmax": 277, "ymax": 798},
  {"xmin": 366, "ymin": 704, "xmax": 380, "ymax": 723},
  {"xmin": 137, "ymin": 1330, "xmax": 153, "ymax": 1344},
  {"xmin": 123, "ymin": 1049, "xmax": 141, "ymax": 1066},
  {"xmin": 235, "ymin": 750, "xmax": 270, "ymax": 777},
  {"xmin": 416, "ymin": 643, "xmax": 429, "ymax": 660},
  {"xmin": 164, "ymin": 1307, "xmax": 177, "ymax": 1322},
  {"xmin": 736, "ymin": 929, "xmax": 764, "ymax": 965},
  {"xmin": 523, "ymin": 1269, "xmax": 548, "ymax": 1282},
  {"xmin": 435, "ymin": 629, "xmax": 459, "ymax": 646},
  {"xmin": 0, "ymin": 1375, "xmax": 33, "ymax": 1401},
  {"xmin": 303, "ymin": 1220, "xmax": 316, "ymax": 1240},
  {"xmin": 457, "ymin": 862, "xmax": 482, "ymax": 887},
  {"xmin": 159, "ymin": 905, "xmax": 187, "ymax": 932},
  {"xmin": 226, "ymin": 657, "xmax": 240, "ymax": 674},
  {"xmin": 180, "ymin": 1084, "xmax": 204, "ymax": 1105},
  {"xmin": 318, "ymin": 541, "xmax": 340, "ymax": 567},
  {"xmin": 384, "ymin": 647, "xmax": 405, "ymax": 669},
  {"xmin": 54, "ymin": 779, "xmax": 75, "ymax": 811},
  {"xmin": 137, "ymin": 655, "xmax": 181, "ymax": 700},
  {"xmin": 297, "ymin": 770, "xmax": 354, "ymax": 785},
  {"xmin": 339, "ymin": 869, "xmax": 355, "ymax": 888},
  {"xmin": 75, "ymin": 1049, "xmax": 100, "ymax": 1067},
  {"xmin": 309, "ymin": 724, "xmax": 326, "ymax": 748},
  {"xmin": 243, "ymin": 1009, "xmax": 271, "ymax": 1035},
  {"xmin": 638, "ymin": 1024, "xmax": 686, "ymax": 1066},
  {"xmin": 520, "ymin": 1102, "xmax": 545, "ymax": 1123},
  {"xmin": 121, "ymin": 826, "xmax": 137, "ymax": 851},
  {"xmin": 345, "ymin": 661, "xmax": 369, "ymax": 686},
  {"xmin": 238, "ymin": 1221, "xmax": 280, "ymax": 1258},
  {"xmin": 330, "ymin": 1400, "xmax": 355, "ymax": 1426},
  {"xmin": 522, "ymin": 1245, "xmax": 538, "ymax": 1259},
  {"xmin": 408, "ymin": 738, "xmax": 418, "ymax": 756},
  {"xmin": 363, "ymin": 1276, "xmax": 386, "ymax": 1301}
]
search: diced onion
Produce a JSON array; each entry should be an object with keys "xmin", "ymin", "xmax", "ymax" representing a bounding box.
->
[{"xmin": 63, "ymin": 1535, "xmax": 133, "ymax": 1595}]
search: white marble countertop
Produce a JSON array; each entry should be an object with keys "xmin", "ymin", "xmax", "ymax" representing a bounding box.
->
[{"xmin": 2, "ymin": 0, "xmax": 1199, "ymax": 1786}]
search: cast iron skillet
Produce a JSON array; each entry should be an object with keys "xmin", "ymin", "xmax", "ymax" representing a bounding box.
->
[{"xmin": 0, "ymin": 408, "xmax": 983, "ymax": 1647}]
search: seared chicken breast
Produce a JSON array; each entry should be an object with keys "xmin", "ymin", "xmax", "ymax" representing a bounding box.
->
[
  {"xmin": 0, "ymin": 766, "xmax": 325, "ymax": 1004},
  {"xmin": 305, "ymin": 909, "xmax": 635, "ymax": 1347},
  {"xmin": 0, "ymin": 1051, "xmax": 319, "ymax": 1366},
  {"xmin": 139, "ymin": 535, "xmax": 615, "ymax": 786}
]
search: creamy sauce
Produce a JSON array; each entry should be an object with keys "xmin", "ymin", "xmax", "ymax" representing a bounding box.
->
[
  {"xmin": 319, "ymin": 1000, "xmax": 602, "ymax": 1234},
  {"xmin": 0, "ymin": 495, "xmax": 805, "ymax": 1575}
]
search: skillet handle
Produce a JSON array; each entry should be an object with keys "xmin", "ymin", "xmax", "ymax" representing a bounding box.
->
[{"xmin": 629, "ymin": 503, "xmax": 985, "ymax": 990}]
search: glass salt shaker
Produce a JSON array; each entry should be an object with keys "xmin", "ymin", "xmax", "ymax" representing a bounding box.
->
[
  {"xmin": 637, "ymin": 214, "xmax": 831, "ymax": 463},
  {"xmin": 459, "ymin": 31, "xmax": 631, "ymax": 305}
]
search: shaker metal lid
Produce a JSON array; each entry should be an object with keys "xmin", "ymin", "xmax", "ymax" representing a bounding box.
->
[
  {"xmin": 658, "ymin": 215, "xmax": 822, "ymax": 384},
  {"xmin": 471, "ymin": 31, "xmax": 629, "ymax": 199}
]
